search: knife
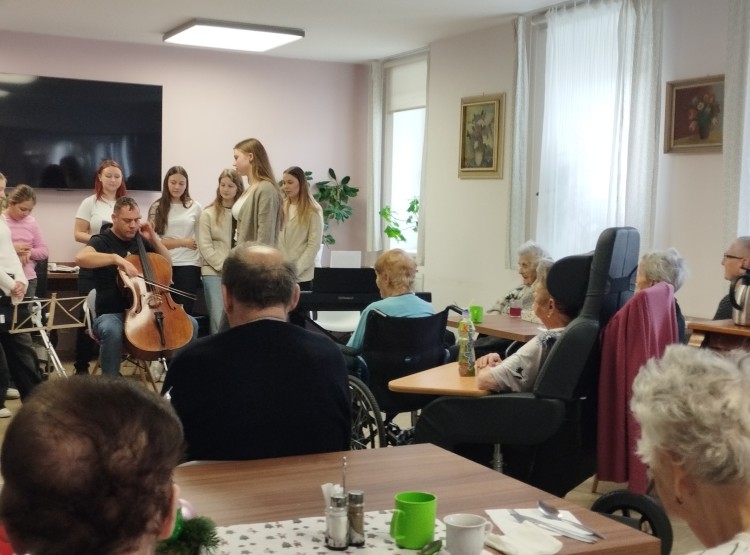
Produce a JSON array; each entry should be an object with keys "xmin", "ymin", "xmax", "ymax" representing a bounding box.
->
[{"xmin": 509, "ymin": 509, "xmax": 598, "ymax": 544}]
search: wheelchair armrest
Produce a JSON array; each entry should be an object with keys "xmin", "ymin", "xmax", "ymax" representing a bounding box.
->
[
  {"xmin": 448, "ymin": 304, "xmax": 464, "ymax": 315},
  {"xmin": 340, "ymin": 345, "xmax": 361, "ymax": 358},
  {"xmin": 414, "ymin": 393, "xmax": 567, "ymax": 449}
]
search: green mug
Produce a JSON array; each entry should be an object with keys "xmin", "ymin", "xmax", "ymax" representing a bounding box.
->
[
  {"xmin": 469, "ymin": 305, "xmax": 484, "ymax": 324},
  {"xmin": 390, "ymin": 491, "xmax": 437, "ymax": 549}
]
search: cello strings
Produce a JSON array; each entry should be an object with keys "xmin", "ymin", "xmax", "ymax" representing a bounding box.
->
[{"xmin": 134, "ymin": 275, "xmax": 198, "ymax": 301}]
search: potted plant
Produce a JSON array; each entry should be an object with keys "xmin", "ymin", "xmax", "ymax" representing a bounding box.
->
[
  {"xmin": 379, "ymin": 198, "xmax": 420, "ymax": 243},
  {"xmin": 313, "ymin": 168, "xmax": 359, "ymax": 246}
]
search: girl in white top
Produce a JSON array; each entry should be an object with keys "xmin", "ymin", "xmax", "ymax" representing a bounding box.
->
[
  {"xmin": 197, "ymin": 169, "xmax": 244, "ymax": 334},
  {"xmin": 72, "ymin": 159, "xmax": 127, "ymax": 375},
  {"xmin": 232, "ymin": 138, "xmax": 283, "ymax": 246},
  {"xmin": 148, "ymin": 166, "xmax": 202, "ymax": 315},
  {"xmin": 278, "ymin": 166, "xmax": 323, "ymax": 289}
]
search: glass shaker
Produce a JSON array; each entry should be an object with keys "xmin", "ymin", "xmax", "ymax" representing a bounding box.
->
[{"xmin": 325, "ymin": 493, "xmax": 348, "ymax": 550}]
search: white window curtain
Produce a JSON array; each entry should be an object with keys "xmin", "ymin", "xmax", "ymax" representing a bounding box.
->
[
  {"xmin": 725, "ymin": 0, "xmax": 750, "ymax": 241},
  {"xmin": 511, "ymin": 0, "xmax": 661, "ymax": 260},
  {"xmin": 367, "ymin": 61, "xmax": 384, "ymax": 254}
]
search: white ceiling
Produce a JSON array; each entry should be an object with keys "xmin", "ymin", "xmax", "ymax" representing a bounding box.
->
[{"xmin": 0, "ymin": 0, "xmax": 553, "ymax": 64}]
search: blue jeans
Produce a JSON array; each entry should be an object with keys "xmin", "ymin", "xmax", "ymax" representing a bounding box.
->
[
  {"xmin": 94, "ymin": 313, "xmax": 199, "ymax": 376},
  {"xmin": 202, "ymin": 275, "xmax": 223, "ymax": 335}
]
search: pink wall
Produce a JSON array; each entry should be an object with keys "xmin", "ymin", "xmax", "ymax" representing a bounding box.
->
[{"xmin": 0, "ymin": 31, "xmax": 369, "ymax": 262}]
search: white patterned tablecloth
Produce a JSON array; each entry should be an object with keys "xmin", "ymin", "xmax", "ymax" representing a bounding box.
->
[{"xmin": 213, "ymin": 509, "xmax": 446, "ymax": 554}]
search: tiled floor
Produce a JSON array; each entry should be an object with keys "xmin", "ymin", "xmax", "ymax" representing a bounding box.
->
[{"xmin": 0, "ymin": 359, "xmax": 702, "ymax": 554}]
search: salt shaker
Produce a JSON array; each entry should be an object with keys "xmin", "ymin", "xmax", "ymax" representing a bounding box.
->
[
  {"xmin": 325, "ymin": 493, "xmax": 348, "ymax": 550},
  {"xmin": 347, "ymin": 490, "xmax": 365, "ymax": 547}
]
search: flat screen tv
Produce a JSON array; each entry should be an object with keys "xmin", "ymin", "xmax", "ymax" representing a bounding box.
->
[{"xmin": 0, "ymin": 73, "xmax": 162, "ymax": 191}]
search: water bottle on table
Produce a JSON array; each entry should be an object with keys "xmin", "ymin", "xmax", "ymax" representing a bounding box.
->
[{"xmin": 457, "ymin": 308, "xmax": 476, "ymax": 377}]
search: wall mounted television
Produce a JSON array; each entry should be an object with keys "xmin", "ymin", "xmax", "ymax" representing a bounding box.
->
[{"xmin": 0, "ymin": 72, "xmax": 162, "ymax": 191}]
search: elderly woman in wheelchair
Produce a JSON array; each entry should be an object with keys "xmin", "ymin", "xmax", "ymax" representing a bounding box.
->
[
  {"xmin": 340, "ymin": 248, "xmax": 433, "ymax": 380},
  {"xmin": 476, "ymin": 258, "xmax": 578, "ymax": 393}
]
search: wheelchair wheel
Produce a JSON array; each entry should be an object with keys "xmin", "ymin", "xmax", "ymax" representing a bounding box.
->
[
  {"xmin": 591, "ymin": 489, "xmax": 673, "ymax": 555},
  {"xmin": 349, "ymin": 376, "xmax": 386, "ymax": 449}
]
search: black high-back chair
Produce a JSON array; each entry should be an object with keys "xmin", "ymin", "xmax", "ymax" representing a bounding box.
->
[
  {"xmin": 358, "ymin": 307, "xmax": 451, "ymax": 430},
  {"xmin": 414, "ymin": 227, "xmax": 640, "ymax": 497}
]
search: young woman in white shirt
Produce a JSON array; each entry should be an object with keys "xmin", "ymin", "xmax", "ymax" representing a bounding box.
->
[
  {"xmin": 72, "ymin": 159, "xmax": 127, "ymax": 375},
  {"xmin": 278, "ymin": 166, "xmax": 323, "ymax": 291},
  {"xmin": 148, "ymin": 166, "xmax": 202, "ymax": 315},
  {"xmin": 197, "ymin": 169, "xmax": 244, "ymax": 334}
]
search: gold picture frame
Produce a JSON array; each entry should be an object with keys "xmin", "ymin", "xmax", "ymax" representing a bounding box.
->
[
  {"xmin": 458, "ymin": 93, "xmax": 505, "ymax": 179},
  {"xmin": 664, "ymin": 75, "xmax": 724, "ymax": 153}
]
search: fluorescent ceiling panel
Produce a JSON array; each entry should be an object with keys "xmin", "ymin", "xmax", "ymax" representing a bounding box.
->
[{"xmin": 163, "ymin": 19, "xmax": 304, "ymax": 53}]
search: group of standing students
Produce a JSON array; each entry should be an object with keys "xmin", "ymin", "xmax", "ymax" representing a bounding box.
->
[{"xmin": 72, "ymin": 137, "xmax": 324, "ymax": 371}]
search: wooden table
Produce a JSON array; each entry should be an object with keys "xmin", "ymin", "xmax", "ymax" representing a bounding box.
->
[
  {"xmin": 47, "ymin": 271, "xmax": 78, "ymax": 293},
  {"xmin": 174, "ymin": 444, "xmax": 659, "ymax": 554},
  {"xmin": 687, "ymin": 318, "xmax": 750, "ymax": 350},
  {"xmin": 447, "ymin": 312, "xmax": 541, "ymax": 342},
  {"xmin": 389, "ymin": 361, "xmax": 489, "ymax": 397}
]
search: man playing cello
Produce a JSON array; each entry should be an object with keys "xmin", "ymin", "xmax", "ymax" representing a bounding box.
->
[{"xmin": 76, "ymin": 197, "xmax": 197, "ymax": 376}]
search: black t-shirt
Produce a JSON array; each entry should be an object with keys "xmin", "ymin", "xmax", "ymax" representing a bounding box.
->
[{"xmin": 87, "ymin": 230, "xmax": 154, "ymax": 315}]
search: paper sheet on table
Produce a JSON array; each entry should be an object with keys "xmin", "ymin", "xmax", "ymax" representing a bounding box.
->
[
  {"xmin": 485, "ymin": 524, "xmax": 562, "ymax": 555},
  {"xmin": 486, "ymin": 507, "xmax": 589, "ymax": 537}
]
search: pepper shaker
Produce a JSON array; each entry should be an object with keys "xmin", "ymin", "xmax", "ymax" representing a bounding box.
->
[
  {"xmin": 347, "ymin": 490, "xmax": 365, "ymax": 547},
  {"xmin": 325, "ymin": 493, "xmax": 348, "ymax": 550}
]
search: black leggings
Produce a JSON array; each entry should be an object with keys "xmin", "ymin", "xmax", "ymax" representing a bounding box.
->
[{"xmin": 171, "ymin": 265, "xmax": 202, "ymax": 316}]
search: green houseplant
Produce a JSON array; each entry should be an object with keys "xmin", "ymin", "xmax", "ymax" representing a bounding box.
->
[
  {"xmin": 313, "ymin": 168, "xmax": 359, "ymax": 246},
  {"xmin": 379, "ymin": 197, "xmax": 420, "ymax": 243}
]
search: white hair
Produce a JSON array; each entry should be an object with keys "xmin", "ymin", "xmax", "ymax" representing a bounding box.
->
[
  {"xmin": 631, "ymin": 345, "xmax": 750, "ymax": 485},
  {"xmin": 517, "ymin": 241, "xmax": 549, "ymax": 265},
  {"xmin": 639, "ymin": 248, "xmax": 688, "ymax": 292}
]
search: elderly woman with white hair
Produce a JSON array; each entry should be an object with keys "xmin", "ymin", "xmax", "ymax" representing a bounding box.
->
[
  {"xmin": 636, "ymin": 248, "xmax": 688, "ymax": 343},
  {"xmin": 460, "ymin": 241, "xmax": 551, "ymax": 360},
  {"xmin": 489, "ymin": 240, "xmax": 551, "ymax": 317},
  {"xmin": 631, "ymin": 345, "xmax": 750, "ymax": 554}
]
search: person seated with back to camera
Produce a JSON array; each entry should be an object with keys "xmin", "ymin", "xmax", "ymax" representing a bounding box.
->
[
  {"xmin": 461, "ymin": 240, "xmax": 551, "ymax": 360},
  {"xmin": 163, "ymin": 243, "xmax": 351, "ymax": 462},
  {"xmin": 635, "ymin": 247, "xmax": 688, "ymax": 343},
  {"xmin": 631, "ymin": 345, "xmax": 750, "ymax": 554},
  {"xmin": 340, "ymin": 248, "xmax": 434, "ymax": 378},
  {"xmin": 0, "ymin": 376, "xmax": 184, "ymax": 555},
  {"xmin": 75, "ymin": 196, "xmax": 198, "ymax": 377},
  {"xmin": 476, "ymin": 258, "xmax": 579, "ymax": 392}
]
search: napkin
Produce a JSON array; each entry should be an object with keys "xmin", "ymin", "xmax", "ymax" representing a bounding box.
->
[
  {"xmin": 485, "ymin": 523, "xmax": 562, "ymax": 555},
  {"xmin": 486, "ymin": 508, "xmax": 588, "ymax": 537}
]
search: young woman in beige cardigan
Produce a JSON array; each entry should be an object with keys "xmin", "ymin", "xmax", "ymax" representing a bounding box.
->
[
  {"xmin": 278, "ymin": 166, "xmax": 323, "ymax": 291},
  {"xmin": 231, "ymin": 138, "xmax": 283, "ymax": 247}
]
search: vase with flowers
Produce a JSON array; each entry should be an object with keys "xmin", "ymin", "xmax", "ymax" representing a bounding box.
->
[{"xmin": 688, "ymin": 92, "xmax": 720, "ymax": 140}]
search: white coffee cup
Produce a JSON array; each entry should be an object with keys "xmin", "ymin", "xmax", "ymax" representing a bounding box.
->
[{"xmin": 444, "ymin": 513, "xmax": 493, "ymax": 555}]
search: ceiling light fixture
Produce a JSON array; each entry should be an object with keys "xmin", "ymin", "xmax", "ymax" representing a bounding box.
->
[{"xmin": 163, "ymin": 19, "xmax": 304, "ymax": 53}]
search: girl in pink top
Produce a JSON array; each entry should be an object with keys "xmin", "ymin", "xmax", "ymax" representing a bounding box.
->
[{"xmin": 3, "ymin": 185, "xmax": 48, "ymax": 299}]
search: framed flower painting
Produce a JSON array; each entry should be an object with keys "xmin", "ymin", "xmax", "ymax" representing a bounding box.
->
[
  {"xmin": 459, "ymin": 93, "xmax": 505, "ymax": 178},
  {"xmin": 664, "ymin": 75, "xmax": 724, "ymax": 153}
]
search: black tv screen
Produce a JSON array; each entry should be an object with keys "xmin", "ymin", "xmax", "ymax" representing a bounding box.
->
[{"xmin": 0, "ymin": 73, "xmax": 162, "ymax": 191}]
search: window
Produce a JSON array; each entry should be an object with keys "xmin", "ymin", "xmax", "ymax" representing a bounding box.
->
[
  {"xmin": 515, "ymin": 0, "xmax": 660, "ymax": 259},
  {"xmin": 381, "ymin": 55, "xmax": 427, "ymax": 254}
]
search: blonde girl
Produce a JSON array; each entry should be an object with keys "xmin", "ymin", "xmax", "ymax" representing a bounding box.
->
[{"xmin": 197, "ymin": 169, "xmax": 244, "ymax": 334}]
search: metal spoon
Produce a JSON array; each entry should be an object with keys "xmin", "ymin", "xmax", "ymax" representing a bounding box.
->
[{"xmin": 537, "ymin": 500, "xmax": 606, "ymax": 539}]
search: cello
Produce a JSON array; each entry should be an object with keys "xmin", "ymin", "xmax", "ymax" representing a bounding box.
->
[{"xmin": 118, "ymin": 233, "xmax": 195, "ymax": 361}]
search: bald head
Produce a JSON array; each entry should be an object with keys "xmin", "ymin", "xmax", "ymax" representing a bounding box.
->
[
  {"xmin": 221, "ymin": 243, "xmax": 299, "ymax": 318},
  {"xmin": 723, "ymin": 236, "xmax": 750, "ymax": 281}
]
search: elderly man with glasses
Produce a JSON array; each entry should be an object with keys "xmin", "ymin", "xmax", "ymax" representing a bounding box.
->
[{"xmin": 714, "ymin": 236, "xmax": 750, "ymax": 319}]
